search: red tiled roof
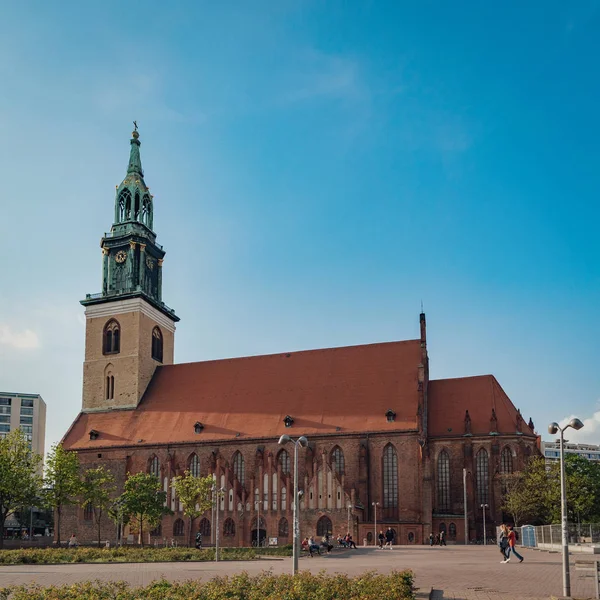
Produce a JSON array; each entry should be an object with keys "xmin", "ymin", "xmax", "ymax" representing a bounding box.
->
[
  {"xmin": 428, "ymin": 375, "xmax": 534, "ymax": 437},
  {"xmin": 63, "ymin": 340, "xmax": 423, "ymax": 450}
]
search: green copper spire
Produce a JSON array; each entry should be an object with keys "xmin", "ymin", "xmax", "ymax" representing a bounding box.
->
[{"xmin": 127, "ymin": 122, "xmax": 144, "ymax": 176}]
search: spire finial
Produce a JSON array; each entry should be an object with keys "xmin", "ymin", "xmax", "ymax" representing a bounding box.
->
[{"xmin": 132, "ymin": 120, "xmax": 139, "ymax": 140}]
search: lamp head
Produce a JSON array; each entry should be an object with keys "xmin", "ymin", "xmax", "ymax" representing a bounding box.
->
[
  {"xmin": 298, "ymin": 490, "xmax": 304, "ymax": 499},
  {"xmin": 298, "ymin": 435, "xmax": 308, "ymax": 447},
  {"xmin": 548, "ymin": 422, "xmax": 559, "ymax": 435},
  {"xmin": 278, "ymin": 434, "xmax": 291, "ymax": 445},
  {"xmin": 569, "ymin": 418, "xmax": 584, "ymax": 431}
]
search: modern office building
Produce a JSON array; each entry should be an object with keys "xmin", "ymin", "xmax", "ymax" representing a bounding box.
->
[
  {"xmin": 541, "ymin": 440, "xmax": 600, "ymax": 463},
  {"xmin": 0, "ymin": 392, "xmax": 46, "ymax": 457}
]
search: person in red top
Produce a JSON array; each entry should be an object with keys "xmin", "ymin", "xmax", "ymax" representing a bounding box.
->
[{"xmin": 507, "ymin": 526, "xmax": 524, "ymax": 562}]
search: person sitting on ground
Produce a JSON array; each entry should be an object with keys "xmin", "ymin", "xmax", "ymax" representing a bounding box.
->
[
  {"xmin": 68, "ymin": 533, "xmax": 78, "ymax": 548},
  {"xmin": 345, "ymin": 533, "xmax": 357, "ymax": 549},
  {"xmin": 378, "ymin": 530, "xmax": 385, "ymax": 549}
]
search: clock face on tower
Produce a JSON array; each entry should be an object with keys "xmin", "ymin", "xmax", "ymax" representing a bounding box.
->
[{"xmin": 115, "ymin": 250, "xmax": 127, "ymax": 264}]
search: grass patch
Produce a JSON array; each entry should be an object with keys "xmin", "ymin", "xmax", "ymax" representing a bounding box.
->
[
  {"xmin": 0, "ymin": 545, "xmax": 292, "ymax": 565},
  {"xmin": 0, "ymin": 570, "xmax": 415, "ymax": 599}
]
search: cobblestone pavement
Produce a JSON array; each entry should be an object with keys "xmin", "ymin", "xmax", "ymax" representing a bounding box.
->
[{"xmin": 0, "ymin": 546, "xmax": 595, "ymax": 599}]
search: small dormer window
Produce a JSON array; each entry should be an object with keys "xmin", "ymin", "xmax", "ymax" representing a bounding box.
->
[
  {"xmin": 283, "ymin": 415, "xmax": 294, "ymax": 428},
  {"xmin": 89, "ymin": 429, "xmax": 99, "ymax": 441},
  {"xmin": 194, "ymin": 421, "xmax": 204, "ymax": 434},
  {"xmin": 385, "ymin": 409, "xmax": 396, "ymax": 423}
]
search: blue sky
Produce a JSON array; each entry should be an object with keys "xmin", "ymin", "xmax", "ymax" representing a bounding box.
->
[{"xmin": 1, "ymin": 1, "xmax": 599, "ymax": 452}]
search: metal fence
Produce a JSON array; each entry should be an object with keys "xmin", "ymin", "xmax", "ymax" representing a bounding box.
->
[{"xmin": 520, "ymin": 523, "xmax": 600, "ymax": 550}]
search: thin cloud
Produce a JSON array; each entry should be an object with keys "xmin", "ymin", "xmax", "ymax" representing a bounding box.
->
[
  {"xmin": 558, "ymin": 404, "xmax": 600, "ymax": 444},
  {"xmin": 0, "ymin": 324, "xmax": 40, "ymax": 350}
]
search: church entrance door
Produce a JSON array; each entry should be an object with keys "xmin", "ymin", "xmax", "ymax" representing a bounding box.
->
[{"xmin": 251, "ymin": 528, "xmax": 267, "ymax": 547}]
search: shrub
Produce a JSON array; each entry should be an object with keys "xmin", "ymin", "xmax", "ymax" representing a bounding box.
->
[
  {"xmin": 0, "ymin": 570, "xmax": 414, "ymax": 599},
  {"xmin": 0, "ymin": 546, "xmax": 291, "ymax": 565}
]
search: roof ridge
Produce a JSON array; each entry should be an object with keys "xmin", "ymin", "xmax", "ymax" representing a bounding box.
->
[{"xmin": 431, "ymin": 374, "xmax": 495, "ymax": 384}]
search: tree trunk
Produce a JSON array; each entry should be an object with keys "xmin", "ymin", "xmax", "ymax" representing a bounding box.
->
[
  {"xmin": 188, "ymin": 516, "xmax": 193, "ymax": 548},
  {"xmin": 56, "ymin": 505, "xmax": 61, "ymax": 546},
  {"xmin": 0, "ymin": 513, "xmax": 5, "ymax": 549},
  {"xmin": 140, "ymin": 517, "xmax": 144, "ymax": 547},
  {"xmin": 98, "ymin": 516, "xmax": 102, "ymax": 548}
]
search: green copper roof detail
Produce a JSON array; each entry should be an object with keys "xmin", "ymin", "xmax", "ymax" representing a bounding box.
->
[{"xmin": 127, "ymin": 128, "xmax": 144, "ymax": 176}]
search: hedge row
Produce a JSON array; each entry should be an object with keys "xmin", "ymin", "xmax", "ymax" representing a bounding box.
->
[
  {"xmin": 0, "ymin": 571, "xmax": 414, "ymax": 599},
  {"xmin": 0, "ymin": 546, "xmax": 292, "ymax": 565}
]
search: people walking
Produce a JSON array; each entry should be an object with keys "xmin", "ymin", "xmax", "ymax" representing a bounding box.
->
[
  {"xmin": 507, "ymin": 525, "xmax": 524, "ymax": 563},
  {"xmin": 429, "ymin": 532, "xmax": 434, "ymax": 546},
  {"xmin": 378, "ymin": 530, "xmax": 385, "ymax": 549},
  {"xmin": 385, "ymin": 527, "xmax": 394, "ymax": 549},
  {"xmin": 499, "ymin": 524, "xmax": 510, "ymax": 562},
  {"xmin": 439, "ymin": 529, "xmax": 446, "ymax": 546}
]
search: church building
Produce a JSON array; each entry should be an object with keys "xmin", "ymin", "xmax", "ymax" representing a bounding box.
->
[{"xmin": 62, "ymin": 128, "xmax": 539, "ymax": 546}]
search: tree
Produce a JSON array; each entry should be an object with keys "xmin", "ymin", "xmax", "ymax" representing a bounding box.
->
[
  {"xmin": 80, "ymin": 466, "xmax": 116, "ymax": 548},
  {"xmin": 0, "ymin": 429, "xmax": 43, "ymax": 548},
  {"xmin": 44, "ymin": 443, "xmax": 81, "ymax": 546},
  {"xmin": 119, "ymin": 472, "xmax": 169, "ymax": 546},
  {"xmin": 171, "ymin": 471, "xmax": 214, "ymax": 546}
]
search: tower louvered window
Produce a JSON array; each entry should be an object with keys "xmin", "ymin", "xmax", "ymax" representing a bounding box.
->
[
  {"xmin": 152, "ymin": 327, "xmax": 163, "ymax": 362},
  {"xmin": 103, "ymin": 320, "xmax": 120, "ymax": 355}
]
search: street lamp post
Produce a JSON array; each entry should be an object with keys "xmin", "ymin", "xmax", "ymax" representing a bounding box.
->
[
  {"xmin": 278, "ymin": 434, "xmax": 308, "ymax": 575},
  {"xmin": 463, "ymin": 468, "xmax": 468, "ymax": 545},
  {"xmin": 548, "ymin": 417, "xmax": 584, "ymax": 599},
  {"xmin": 347, "ymin": 504, "xmax": 352, "ymax": 536},
  {"xmin": 481, "ymin": 504, "xmax": 489, "ymax": 546},
  {"xmin": 372, "ymin": 501, "xmax": 379, "ymax": 546},
  {"xmin": 213, "ymin": 486, "xmax": 225, "ymax": 562}
]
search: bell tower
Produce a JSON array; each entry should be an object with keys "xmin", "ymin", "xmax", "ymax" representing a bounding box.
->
[{"xmin": 80, "ymin": 125, "xmax": 179, "ymax": 412}]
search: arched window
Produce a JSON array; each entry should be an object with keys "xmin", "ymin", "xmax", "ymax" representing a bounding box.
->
[
  {"xmin": 316, "ymin": 515, "xmax": 333, "ymax": 537},
  {"xmin": 199, "ymin": 518, "xmax": 211, "ymax": 537},
  {"xmin": 449, "ymin": 523, "xmax": 457, "ymax": 539},
  {"xmin": 151, "ymin": 327, "xmax": 163, "ymax": 362},
  {"xmin": 173, "ymin": 518, "xmax": 184, "ymax": 536},
  {"xmin": 278, "ymin": 517, "xmax": 289, "ymax": 537},
  {"xmin": 331, "ymin": 447, "xmax": 345, "ymax": 476},
  {"xmin": 501, "ymin": 447, "xmax": 513, "ymax": 474},
  {"xmin": 383, "ymin": 444, "xmax": 398, "ymax": 508},
  {"xmin": 437, "ymin": 450, "xmax": 450, "ymax": 512},
  {"xmin": 149, "ymin": 455, "xmax": 160, "ymax": 478},
  {"xmin": 476, "ymin": 448, "xmax": 489, "ymax": 505},
  {"xmin": 278, "ymin": 449, "xmax": 290, "ymax": 474},
  {"xmin": 439, "ymin": 522, "xmax": 447, "ymax": 533},
  {"xmin": 119, "ymin": 189, "xmax": 131, "ymax": 221},
  {"xmin": 134, "ymin": 191, "xmax": 140, "ymax": 220},
  {"xmin": 281, "ymin": 487, "xmax": 287, "ymax": 511},
  {"xmin": 142, "ymin": 194, "xmax": 152, "ymax": 228},
  {"xmin": 223, "ymin": 518, "xmax": 236, "ymax": 537},
  {"xmin": 105, "ymin": 374, "xmax": 115, "ymax": 400},
  {"xmin": 232, "ymin": 452, "xmax": 245, "ymax": 485},
  {"xmin": 189, "ymin": 454, "xmax": 200, "ymax": 478},
  {"xmin": 83, "ymin": 504, "xmax": 93, "ymax": 521},
  {"xmin": 103, "ymin": 320, "xmax": 120, "ymax": 355}
]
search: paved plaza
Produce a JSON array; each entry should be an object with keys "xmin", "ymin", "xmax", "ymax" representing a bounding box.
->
[{"xmin": 0, "ymin": 545, "xmax": 596, "ymax": 599}]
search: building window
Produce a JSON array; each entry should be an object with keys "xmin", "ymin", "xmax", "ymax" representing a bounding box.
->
[
  {"xmin": 151, "ymin": 327, "xmax": 163, "ymax": 362},
  {"xmin": 476, "ymin": 449, "xmax": 489, "ymax": 505},
  {"xmin": 103, "ymin": 320, "xmax": 120, "ymax": 355},
  {"xmin": 0, "ymin": 406, "xmax": 10, "ymax": 415},
  {"xmin": 223, "ymin": 518, "xmax": 236, "ymax": 537},
  {"xmin": 83, "ymin": 504, "xmax": 93, "ymax": 521},
  {"xmin": 316, "ymin": 515, "xmax": 333, "ymax": 537},
  {"xmin": 199, "ymin": 518, "xmax": 211, "ymax": 537},
  {"xmin": 105, "ymin": 375, "xmax": 115, "ymax": 400},
  {"xmin": 232, "ymin": 452, "xmax": 245, "ymax": 485},
  {"xmin": 449, "ymin": 523, "xmax": 457, "ymax": 540},
  {"xmin": 21, "ymin": 399, "xmax": 34, "ymax": 408},
  {"xmin": 0, "ymin": 424, "xmax": 10, "ymax": 433},
  {"xmin": 281, "ymin": 487, "xmax": 287, "ymax": 511},
  {"xmin": 149, "ymin": 455, "xmax": 160, "ymax": 478},
  {"xmin": 331, "ymin": 447, "xmax": 345, "ymax": 476},
  {"xmin": 20, "ymin": 407, "xmax": 33, "ymax": 416},
  {"xmin": 501, "ymin": 447, "xmax": 513, "ymax": 474},
  {"xmin": 173, "ymin": 518, "xmax": 185, "ymax": 536},
  {"xmin": 20, "ymin": 416, "xmax": 33, "ymax": 425},
  {"xmin": 383, "ymin": 444, "xmax": 398, "ymax": 508},
  {"xmin": 189, "ymin": 454, "xmax": 200, "ymax": 478},
  {"xmin": 278, "ymin": 517, "xmax": 289, "ymax": 537},
  {"xmin": 150, "ymin": 523, "xmax": 162, "ymax": 536},
  {"xmin": 0, "ymin": 398, "xmax": 11, "ymax": 406},
  {"xmin": 437, "ymin": 450, "xmax": 451, "ymax": 512},
  {"xmin": 20, "ymin": 425, "xmax": 32, "ymax": 435},
  {"xmin": 0, "ymin": 415, "xmax": 9, "ymax": 424},
  {"xmin": 278, "ymin": 449, "xmax": 290, "ymax": 474}
]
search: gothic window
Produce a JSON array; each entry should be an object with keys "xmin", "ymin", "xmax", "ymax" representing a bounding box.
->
[
  {"xmin": 331, "ymin": 446, "xmax": 345, "ymax": 476},
  {"xmin": 437, "ymin": 450, "xmax": 451, "ymax": 512},
  {"xmin": 281, "ymin": 487, "xmax": 287, "ymax": 511},
  {"xmin": 449, "ymin": 523, "xmax": 457, "ymax": 539},
  {"xmin": 142, "ymin": 194, "xmax": 152, "ymax": 228},
  {"xmin": 173, "ymin": 518, "xmax": 184, "ymax": 536},
  {"xmin": 232, "ymin": 452, "xmax": 245, "ymax": 485},
  {"xmin": 476, "ymin": 448, "xmax": 489, "ymax": 505},
  {"xmin": 134, "ymin": 191, "xmax": 140, "ymax": 220},
  {"xmin": 199, "ymin": 518, "xmax": 210, "ymax": 537},
  {"xmin": 189, "ymin": 454, "xmax": 200, "ymax": 478},
  {"xmin": 223, "ymin": 518, "xmax": 236, "ymax": 537},
  {"xmin": 105, "ymin": 375, "xmax": 115, "ymax": 400},
  {"xmin": 501, "ymin": 447, "xmax": 513, "ymax": 474},
  {"xmin": 278, "ymin": 449, "xmax": 290, "ymax": 474},
  {"xmin": 278, "ymin": 517, "xmax": 289, "ymax": 537},
  {"xmin": 151, "ymin": 327, "xmax": 163, "ymax": 362},
  {"xmin": 383, "ymin": 444, "xmax": 398, "ymax": 509},
  {"xmin": 316, "ymin": 515, "xmax": 333, "ymax": 537},
  {"xmin": 118, "ymin": 189, "xmax": 131, "ymax": 221},
  {"xmin": 103, "ymin": 320, "xmax": 120, "ymax": 355},
  {"xmin": 149, "ymin": 455, "xmax": 160, "ymax": 478},
  {"xmin": 83, "ymin": 504, "xmax": 93, "ymax": 521}
]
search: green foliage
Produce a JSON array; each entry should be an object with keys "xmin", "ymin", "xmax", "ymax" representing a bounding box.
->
[
  {"xmin": 80, "ymin": 466, "xmax": 116, "ymax": 548},
  {"xmin": 0, "ymin": 570, "xmax": 414, "ymax": 599},
  {"xmin": 44, "ymin": 443, "xmax": 81, "ymax": 545},
  {"xmin": 0, "ymin": 545, "xmax": 292, "ymax": 565},
  {"xmin": 0, "ymin": 429, "xmax": 43, "ymax": 549},
  {"xmin": 170, "ymin": 471, "xmax": 214, "ymax": 546},
  {"xmin": 119, "ymin": 472, "xmax": 170, "ymax": 546}
]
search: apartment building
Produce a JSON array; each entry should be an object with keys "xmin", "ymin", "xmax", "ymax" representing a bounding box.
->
[{"xmin": 0, "ymin": 392, "xmax": 46, "ymax": 457}]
